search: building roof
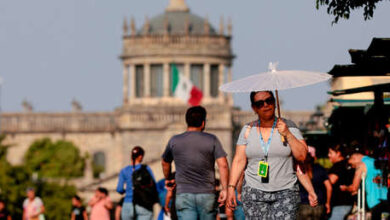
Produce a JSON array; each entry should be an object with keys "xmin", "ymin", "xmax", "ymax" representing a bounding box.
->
[
  {"xmin": 329, "ymin": 82, "xmax": 390, "ymax": 96},
  {"xmin": 329, "ymin": 38, "xmax": 390, "ymax": 77},
  {"xmin": 138, "ymin": 11, "xmax": 216, "ymax": 35}
]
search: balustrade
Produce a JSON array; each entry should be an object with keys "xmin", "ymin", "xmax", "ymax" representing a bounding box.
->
[
  {"xmin": 0, "ymin": 107, "xmax": 235, "ymax": 133},
  {"xmin": 1, "ymin": 113, "xmax": 116, "ymax": 133}
]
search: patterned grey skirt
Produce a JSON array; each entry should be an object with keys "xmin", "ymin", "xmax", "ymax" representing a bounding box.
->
[{"xmin": 242, "ymin": 184, "xmax": 300, "ymax": 220}]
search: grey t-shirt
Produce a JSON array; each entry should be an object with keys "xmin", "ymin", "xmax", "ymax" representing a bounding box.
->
[
  {"xmin": 237, "ymin": 118, "xmax": 303, "ymax": 192},
  {"xmin": 162, "ymin": 131, "xmax": 227, "ymax": 194}
]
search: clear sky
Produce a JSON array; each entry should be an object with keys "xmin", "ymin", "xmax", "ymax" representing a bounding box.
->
[{"xmin": 0, "ymin": 0, "xmax": 389, "ymax": 112}]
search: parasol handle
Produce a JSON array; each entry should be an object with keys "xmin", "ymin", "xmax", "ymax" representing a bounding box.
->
[{"xmin": 275, "ymin": 90, "xmax": 286, "ymax": 144}]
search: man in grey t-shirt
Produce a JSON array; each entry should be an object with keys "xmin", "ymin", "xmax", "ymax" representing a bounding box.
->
[{"xmin": 161, "ymin": 106, "xmax": 229, "ymax": 220}]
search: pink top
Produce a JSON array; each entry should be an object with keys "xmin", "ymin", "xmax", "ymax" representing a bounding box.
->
[
  {"xmin": 23, "ymin": 197, "xmax": 44, "ymax": 220},
  {"xmin": 90, "ymin": 197, "xmax": 111, "ymax": 220}
]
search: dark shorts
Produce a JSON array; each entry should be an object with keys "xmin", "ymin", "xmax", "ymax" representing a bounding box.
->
[{"xmin": 242, "ymin": 185, "xmax": 300, "ymax": 220}]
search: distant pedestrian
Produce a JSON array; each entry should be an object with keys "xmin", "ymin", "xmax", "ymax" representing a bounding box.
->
[
  {"xmin": 23, "ymin": 187, "xmax": 45, "ymax": 220},
  {"xmin": 115, "ymin": 197, "xmax": 124, "ymax": 220},
  {"xmin": 89, "ymin": 187, "xmax": 113, "ymax": 220},
  {"xmin": 327, "ymin": 144, "xmax": 355, "ymax": 220},
  {"xmin": 117, "ymin": 146, "xmax": 158, "ymax": 220},
  {"xmin": 225, "ymin": 173, "xmax": 245, "ymax": 220},
  {"xmin": 163, "ymin": 172, "xmax": 177, "ymax": 220},
  {"xmin": 340, "ymin": 148, "xmax": 388, "ymax": 220},
  {"xmin": 0, "ymin": 200, "xmax": 11, "ymax": 220},
  {"xmin": 162, "ymin": 106, "xmax": 229, "ymax": 220},
  {"xmin": 156, "ymin": 178, "xmax": 167, "ymax": 220},
  {"xmin": 71, "ymin": 195, "xmax": 88, "ymax": 220},
  {"xmin": 297, "ymin": 154, "xmax": 332, "ymax": 220},
  {"xmin": 215, "ymin": 179, "xmax": 227, "ymax": 220}
]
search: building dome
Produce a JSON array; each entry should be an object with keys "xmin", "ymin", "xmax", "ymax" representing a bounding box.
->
[
  {"xmin": 138, "ymin": 11, "xmax": 216, "ymax": 35},
  {"xmin": 121, "ymin": 0, "xmax": 234, "ymax": 107}
]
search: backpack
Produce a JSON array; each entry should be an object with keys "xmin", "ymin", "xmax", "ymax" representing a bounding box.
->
[{"xmin": 132, "ymin": 165, "xmax": 159, "ymax": 211}]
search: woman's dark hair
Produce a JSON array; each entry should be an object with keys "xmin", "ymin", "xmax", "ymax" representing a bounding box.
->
[
  {"xmin": 329, "ymin": 143, "xmax": 348, "ymax": 158},
  {"xmin": 97, "ymin": 187, "xmax": 108, "ymax": 195},
  {"xmin": 185, "ymin": 106, "xmax": 207, "ymax": 127},
  {"xmin": 250, "ymin": 91, "xmax": 274, "ymax": 105},
  {"xmin": 131, "ymin": 146, "xmax": 145, "ymax": 160},
  {"xmin": 131, "ymin": 146, "xmax": 145, "ymax": 165},
  {"xmin": 302, "ymin": 154, "xmax": 315, "ymax": 180},
  {"xmin": 73, "ymin": 195, "xmax": 81, "ymax": 201}
]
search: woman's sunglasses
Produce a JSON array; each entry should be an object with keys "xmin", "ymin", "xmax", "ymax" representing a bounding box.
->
[{"xmin": 253, "ymin": 97, "xmax": 275, "ymax": 108}]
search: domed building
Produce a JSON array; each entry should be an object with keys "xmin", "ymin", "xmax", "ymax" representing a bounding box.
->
[{"xmin": 120, "ymin": 0, "xmax": 234, "ymax": 107}]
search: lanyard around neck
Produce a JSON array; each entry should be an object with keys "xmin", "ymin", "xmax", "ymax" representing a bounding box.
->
[{"xmin": 259, "ymin": 117, "xmax": 277, "ymax": 159}]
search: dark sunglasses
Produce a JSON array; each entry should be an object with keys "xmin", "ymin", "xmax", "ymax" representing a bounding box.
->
[{"xmin": 253, "ymin": 97, "xmax": 275, "ymax": 108}]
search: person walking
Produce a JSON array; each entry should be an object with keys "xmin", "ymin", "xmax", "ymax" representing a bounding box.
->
[
  {"xmin": 327, "ymin": 144, "xmax": 355, "ymax": 220},
  {"xmin": 22, "ymin": 187, "xmax": 45, "ymax": 220},
  {"xmin": 162, "ymin": 173, "xmax": 177, "ymax": 220},
  {"xmin": 71, "ymin": 195, "xmax": 88, "ymax": 220},
  {"xmin": 297, "ymin": 154, "xmax": 332, "ymax": 220},
  {"xmin": 340, "ymin": 148, "xmax": 388, "ymax": 220},
  {"xmin": 115, "ymin": 197, "xmax": 124, "ymax": 220},
  {"xmin": 227, "ymin": 91, "xmax": 308, "ymax": 219},
  {"xmin": 0, "ymin": 200, "xmax": 11, "ymax": 220},
  {"xmin": 117, "ymin": 146, "xmax": 158, "ymax": 220},
  {"xmin": 161, "ymin": 106, "xmax": 229, "ymax": 220},
  {"xmin": 89, "ymin": 187, "xmax": 113, "ymax": 220}
]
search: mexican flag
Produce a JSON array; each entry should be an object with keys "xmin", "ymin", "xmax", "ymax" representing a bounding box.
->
[{"xmin": 171, "ymin": 64, "xmax": 203, "ymax": 106}]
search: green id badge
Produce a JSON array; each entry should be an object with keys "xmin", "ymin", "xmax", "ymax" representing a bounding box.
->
[{"xmin": 258, "ymin": 161, "xmax": 269, "ymax": 177}]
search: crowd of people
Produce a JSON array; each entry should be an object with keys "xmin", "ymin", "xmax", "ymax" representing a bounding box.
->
[
  {"xmin": 113, "ymin": 92, "xmax": 388, "ymax": 220},
  {"xmin": 0, "ymin": 91, "xmax": 389, "ymax": 220}
]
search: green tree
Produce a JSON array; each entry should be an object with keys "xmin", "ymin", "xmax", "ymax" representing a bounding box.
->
[
  {"xmin": 24, "ymin": 138, "xmax": 87, "ymax": 178},
  {"xmin": 0, "ymin": 134, "xmax": 10, "ymax": 160},
  {"xmin": 316, "ymin": 0, "xmax": 387, "ymax": 24},
  {"xmin": 0, "ymin": 136, "xmax": 85, "ymax": 219},
  {"xmin": 40, "ymin": 183, "xmax": 77, "ymax": 220},
  {"xmin": 0, "ymin": 165, "xmax": 33, "ymax": 218},
  {"xmin": 0, "ymin": 134, "xmax": 33, "ymax": 218}
]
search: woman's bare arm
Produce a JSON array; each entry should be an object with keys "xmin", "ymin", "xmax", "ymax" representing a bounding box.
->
[{"xmin": 226, "ymin": 145, "xmax": 247, "ymax": 209}]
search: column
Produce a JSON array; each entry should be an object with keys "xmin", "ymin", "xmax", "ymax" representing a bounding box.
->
[
  {"xmin": 129, "ymin": 64, "xmax": 136, "ymax": 100},
  {"xmin": 84, "ymin": 157, "xmax": 93, "ymax": 182},
  {"xmin": 123, "ymin": 64, "xmax": 129, "ymax": 104},
  {"xmin": 227, "ymin": 66, "xmax": 233, "ymax": 105},
  {"xmin": 163, "ymin": 63, "xmax": 170, "ymax": 97},
  {"xmin": 184, "ymin": 62, "xmax": 190, "ymax": 78},
  {"xmin": 203, "ymin": 63, "xmax": 210, "ymax": 99},
  {"xmin": 218, "ymin": 64, "xmax": 225, "ymax": 101},
  {"xmin": 144, "ymin": 63, "xmax": 151, "ymax": 97}
]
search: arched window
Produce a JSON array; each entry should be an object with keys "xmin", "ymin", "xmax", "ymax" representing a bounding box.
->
[{"xmin": 92, "ymin": 151, "xmax": 106, "ymax": 179}]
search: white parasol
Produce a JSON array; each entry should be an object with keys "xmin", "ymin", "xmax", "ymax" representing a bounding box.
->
[
  {"xmin": 219, "ymin": 62, "xmax": 332, "ymax": 141},
  {"xmin": 220, "ymin": 63, "xmax": 331, "ymax": 93}
]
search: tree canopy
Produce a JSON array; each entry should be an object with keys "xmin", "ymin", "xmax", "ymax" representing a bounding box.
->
[
  {"xmin": 0, "ymin": 136, "xmax": 84, "ymax": 219},
  {"xmin": 316, "ymin": 0, "xmax": 386, "ymax": 24},
  {"xmin": 24, "ymin": 138, "xmax": 87, "ymax": 178}
]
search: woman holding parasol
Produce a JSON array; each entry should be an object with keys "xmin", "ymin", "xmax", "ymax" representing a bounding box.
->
[
  {"xmin": 226, "ymin": 90, "xmax": 309, "ymax": 219},
  {"xmin": 221, "ymin": 63, "xmax": 331, "ymax": 219}
]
